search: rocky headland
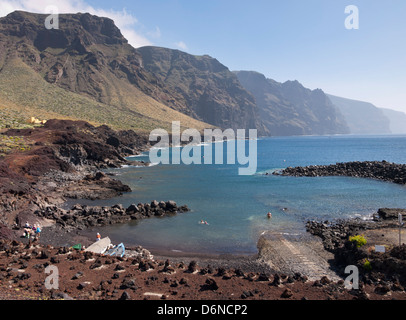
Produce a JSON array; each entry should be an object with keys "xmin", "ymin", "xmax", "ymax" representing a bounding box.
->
[{"xmin": 0, "ymin": 119, "xmax": 151, "ymax": 237}]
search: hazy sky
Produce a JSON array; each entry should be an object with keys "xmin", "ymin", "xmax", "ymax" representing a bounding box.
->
[{"xmin": 1, "ymin": 0, "xmax": 405, "ymax": 113}]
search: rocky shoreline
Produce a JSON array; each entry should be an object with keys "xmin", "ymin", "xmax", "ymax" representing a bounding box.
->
[
  {"xmin": 0, "ymin": 119, "xmax": 150, "ymax": 234},
  {"xmin": 306, "ymin": 208, "xmax": 406, "ymax": 293},
  {"xmin": 2, "ymin": 207, "xmax": 406, "ymax": 301},
  {"xmin": 273, "ymin": 160, "xmax": 406, "ymax": 185},
  {"xmin": 1, "ymin": 120, "xmax": 406, "ymax": 300}
]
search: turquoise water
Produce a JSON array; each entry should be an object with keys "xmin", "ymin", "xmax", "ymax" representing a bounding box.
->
[{"xmin": 71, "ymin": 135, "xmax": 406, "ymax": 255}]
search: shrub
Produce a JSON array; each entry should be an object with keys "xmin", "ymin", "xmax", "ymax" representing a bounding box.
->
[
  {"xmin": 363, "ymin": 258, "xmax": 372, "ymax": 271},
  {"xmin": 349, "ymin": 234, "xmax": 367, "ymax": 248}
]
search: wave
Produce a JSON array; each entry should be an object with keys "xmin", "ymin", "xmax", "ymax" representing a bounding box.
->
[
  {"xmin": 255, "ymin": 168, "xmax": 285, "ymax": 176},
  {"xmin": 127, "ymin": 154, "xmax": 146, "ymax": 158},
  {"xmin": 147, "ymin": 162, "xmax": 159, "ymax": 167}
]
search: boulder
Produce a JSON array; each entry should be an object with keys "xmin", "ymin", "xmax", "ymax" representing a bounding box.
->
[
  {"xmin": 281, "ymin": 288, "xmax": 293, "ymax": 298},
  {"xmin": 119, "ymin": 291, "xmax": 131, "ymax": 300},
  {"xmin": 166, "ymin": 201, "xmax": 177, "ymax": 210},
  {"xmin": 126, "ymin": 204, "xmax": 139, "ymax": 214},
  {"xmin": 200, "ymin": 278, "xmax": 219, "ymax": 291},
  {"xmin": 187, "ymin": 260, "xmax": 198, "ymax": 273},
  {"xmin": 377, "ymin": 208, "xmax": 406, "ymax": 220}
]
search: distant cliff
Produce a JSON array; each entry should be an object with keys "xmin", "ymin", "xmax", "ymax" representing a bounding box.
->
[
  {"xmin": 327, "ymin": 94, "xmax": 391, "ymax": 135},
  {"xmin": 380, "ymin": 108, "xmax": 406, "ymax": 134},
  {"xmin": 234, "ymin": 71, "xmax": 349, "ymax": 136}
]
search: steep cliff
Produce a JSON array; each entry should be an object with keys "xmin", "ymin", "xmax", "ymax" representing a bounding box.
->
[{"xmin": 235, "ymin": 71, "xmax": 349, "ymax": 136}]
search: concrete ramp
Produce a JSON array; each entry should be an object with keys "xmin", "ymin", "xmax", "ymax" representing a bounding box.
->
[
  {"xmin": 258, "ymin": 232, "xmax": 341, "ymax": 281},
  {"xmin": 85, "ymin": 237, "xmax": 111, "ymax": 254}
]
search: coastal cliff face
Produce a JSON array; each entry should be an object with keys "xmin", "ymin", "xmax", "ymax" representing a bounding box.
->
[
  {"xmin": 0, "ymin": 11, "xmax": 263, "ymax": 134},
  {"xmin": 234, "ymin": 71, "xmax": 350, "ymax": 136},
  {"xmin": 327, "ymin": 94, "xmax": 392, "ymax": 135},
  {"xmin": 1, "ymin": 10, "xmax": 353, "ymax": 137},
  {"xmin": 137, "ymin": 46, "xmax": 265, "ymax": 133},
  {"xmin": 380, "ymin": 108, "xmax": 406, "ymax": 134}
]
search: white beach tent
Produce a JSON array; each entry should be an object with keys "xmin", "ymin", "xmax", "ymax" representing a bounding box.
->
[{"xmin": 84, "ymin": 237, "xmax": 111, "ymax": 255}]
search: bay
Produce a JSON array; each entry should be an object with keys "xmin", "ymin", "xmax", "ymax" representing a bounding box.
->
[{"xmin": 68, "ymin": 134, "xmax": 406, "ymax": 255}]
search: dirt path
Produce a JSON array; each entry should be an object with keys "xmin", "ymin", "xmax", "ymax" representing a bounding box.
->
[{"xmin": 258, "ymin": 231, "xmax": 341, "ymax": 281}]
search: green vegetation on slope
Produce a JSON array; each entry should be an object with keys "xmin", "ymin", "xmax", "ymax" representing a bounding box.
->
[{"xmin": 0, "ymin": 57, "xmax": 211, "ymax": 134}]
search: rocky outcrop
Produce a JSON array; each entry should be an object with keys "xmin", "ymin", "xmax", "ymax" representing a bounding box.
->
[
  {"xmin": 274, "ymin": 161, "xmax": 406, "ymax": 185},
  {"xmin": 3, "ymin": 119, "xmax": 149, "ymax": 172},
  {"xmin": 377, "ymin": 208, "xmax": 406, "ymax": 220},
  {"xmin": 307, "ymin": 209, "xmax": 406, "ymax": 287},
  {"xmin": 0, "ymin": 119, "xmax": 150, "ymax": 238},
  {"xmin": 61, "ymin": 172, "xmax": 132, "ymax": 200}
]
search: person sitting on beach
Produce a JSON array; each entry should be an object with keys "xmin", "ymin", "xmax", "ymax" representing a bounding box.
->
[
  {"xmin": 23, "ymin": 222, "xmax": 31, "ymax": 238},
  {"xmin": 96, "ymin": 233, "xmax": 101, "ymax": 241},
  {"xmin": 23, "ymin": 228, "xmax": 30, "ymax": 239}
]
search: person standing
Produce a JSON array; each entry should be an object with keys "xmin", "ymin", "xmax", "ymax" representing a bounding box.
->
[{"xmin": 35, "ymin": 225, "xmax": 41, "ymax": 240}]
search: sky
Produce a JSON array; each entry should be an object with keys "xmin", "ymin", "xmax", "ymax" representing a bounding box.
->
[{"xmin": 0, "ymin": 0, "xmax": 405, "ymax": 113}]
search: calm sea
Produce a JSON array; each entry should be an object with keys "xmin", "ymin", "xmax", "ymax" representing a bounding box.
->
[{"xmin": 69, "ymin": 135, "xmax": 406, "ymax": 255}]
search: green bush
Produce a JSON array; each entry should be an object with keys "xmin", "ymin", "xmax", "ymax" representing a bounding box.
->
[
  {"xmin": 363, "ymin": 258, "xmax": 372, "ymax": 271},
  {"xmin": 349, "ymin": 234, "xmax": 367, "ymax": 248}
]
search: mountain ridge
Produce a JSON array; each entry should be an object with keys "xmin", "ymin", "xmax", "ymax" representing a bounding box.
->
[
  {"xmin": 0, "ymin": 10, "xmax": 402, "ymax": 137},
  {"xmin": 138, "ymin": 46, "xmax": 265, "ymax": 133},
  {"xmin": 0, "ymin": 11, "xmax": 214, "ymax": 133}
]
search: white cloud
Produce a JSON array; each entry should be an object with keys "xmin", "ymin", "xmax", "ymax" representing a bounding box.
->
[
  {"xmin": 0, "ymin": 0, "xmax": 152, "ymax": 47},
  {"xmin": 175, "ymin": 41, "xmax": 188, "ymax": 51},
  {"xmin": 147, "ymin": 26, "xmax": 161, "ymax": 39}
]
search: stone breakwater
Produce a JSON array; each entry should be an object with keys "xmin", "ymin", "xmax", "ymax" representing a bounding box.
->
[
  {"xmin": 35, "ymin": 201, "xmax": 190, "ymax": 230},
  {"xmin": 273, "ymin": 161, "xmax": 406, "ymax": 185}
]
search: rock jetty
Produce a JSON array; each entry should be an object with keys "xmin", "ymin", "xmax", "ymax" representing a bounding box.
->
[
  {"xmin": 274, "ymin": 161, "xmax": 406, "ymax": 185},
  {"xmin": 35, "ymin": 201, "xmax": 190, "ymax": 230}
]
